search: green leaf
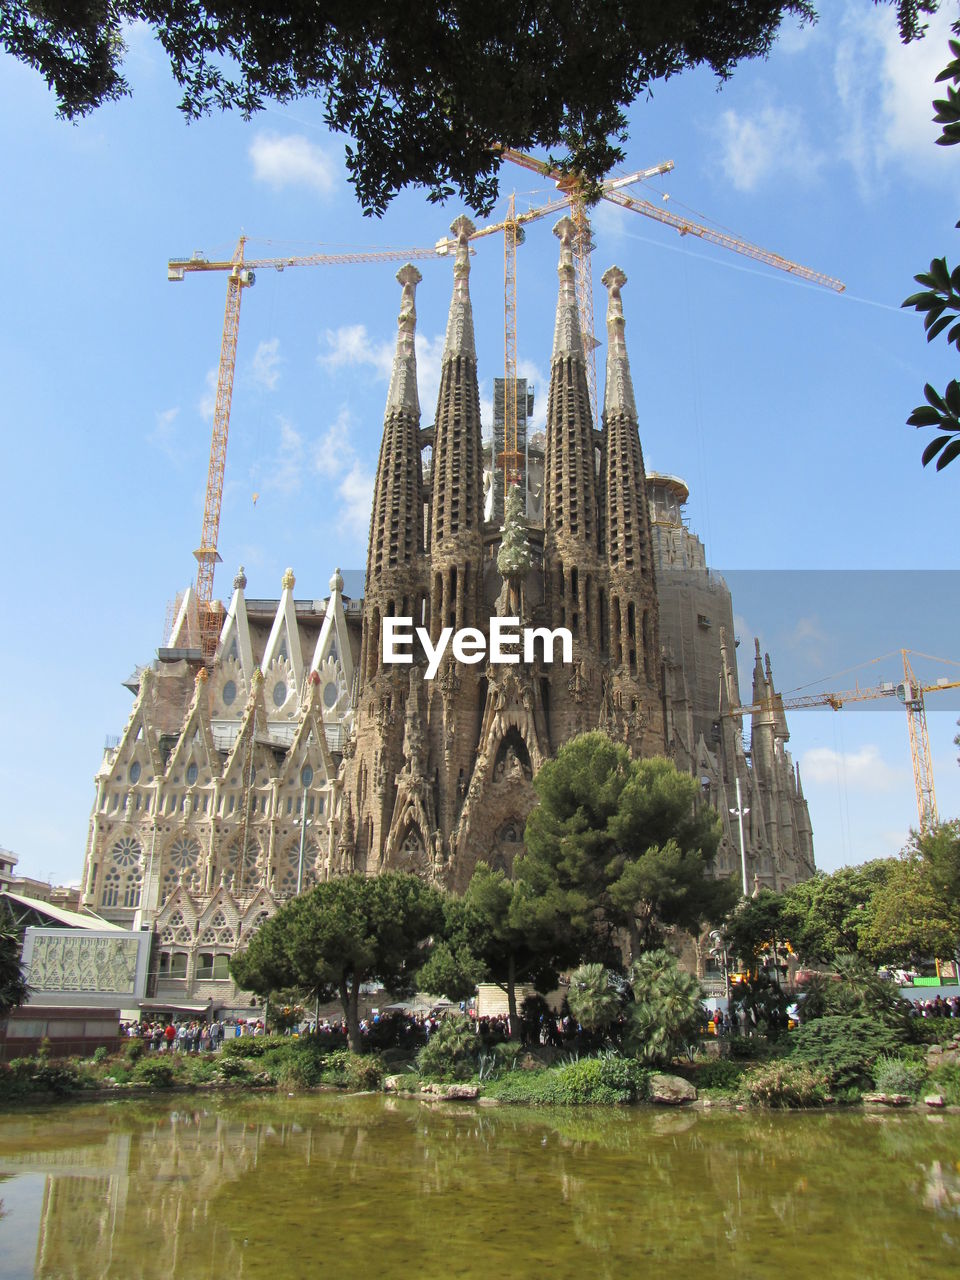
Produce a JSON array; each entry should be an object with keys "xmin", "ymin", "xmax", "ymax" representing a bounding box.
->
[
  {"xmin": 930, "ymin": 258, "xmax": 952, "ymax": 291},
  {"xmin": 924, "ymin": 382, "xmax": 948, "ymax": 411},
  {"xmin": 921, "ymin": 435, "xmax": 951, "ymax": 466},
  {"xmin": 946, "ymin": 322, "xmax": 960, "ymax": 347},
  {"xmin": 926, "ymin": 312, "xmax": 956, "ymax": 341},
  {"xmin": 901, "ymin": 290, "xmax": 936, "ymax": 309},
  {"xmin": 945, "ymin": 381, "xmax": 960, "ymax": 415},
  {"xmin": 936, "ymin": 438, "xmax": 960, "ymax": 470},
  {"xmin": 907, "ymin": 406, "xmax": 943, "ymax": 427}
]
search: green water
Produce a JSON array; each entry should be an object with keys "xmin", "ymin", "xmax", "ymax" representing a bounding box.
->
[{"xmin": 0, "ymin": 1096, "xmax": 958, "ymax": 1280}]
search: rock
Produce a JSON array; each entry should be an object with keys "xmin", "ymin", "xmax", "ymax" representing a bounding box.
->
[
  {"xmin": 924, "ymin": 1093, "xmax": 947, "ymax": 1109},
  {"xmin": 518, "ymin": 1053, "xmax": 542, "ymax": 1072},
  {"xmin": 383, "ymin": 1075, "xmax": 401, "ymax": 1093},
  {"xmin": 648, "ymin": 1073, "xmax": 697, "ymax": 1105},
  {"xmin": 478, "ymin": 1096, "xmax": 501, "ymax": 1107},
  {"xmin": 442, "ymin": 1084, "xmax": 479, "ymax": 1100},
  {"xmin": 862, "ymin": 1092, "xmax": 912, "ymax": 1107}
]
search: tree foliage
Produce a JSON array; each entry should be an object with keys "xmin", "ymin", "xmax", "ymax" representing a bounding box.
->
[
  {"xmin": 230, "ymin": 871, "xmax": 442, "ymax": 1051},
  {"xmin": 419, "ymin": 861, "xmax": 577, "ymax": 1036},
  {"xmin": 903, "ymin": 22, "xmax": 960, "ymax": 469},
  {"xmin": 520, "ymin": 733, "xmax": 735, "ymax": 960},
  {"xmin": 623, "ymin": 949, "xmax": 705, "ymax": 1065},
  {"xmin": 0, "ymin": 905, "xmax": 28, "ymax": 1018},
  {"xmin": 0, "ymin": 2, "xmax": 932, "ymax": 215}
]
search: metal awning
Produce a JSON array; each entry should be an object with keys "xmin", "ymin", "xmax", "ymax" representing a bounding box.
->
[{"xmin": 138, "ymin": 998, "xmax": 215, "ymax": 1014}]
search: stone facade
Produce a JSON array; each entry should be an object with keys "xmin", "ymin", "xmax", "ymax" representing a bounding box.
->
[
  {"xmin": 78, "ymin": 216, "xmax": 814, "ymax": 1007},
  {"xmin": 80, "ymin": 568, "xmax": 361, "ymax": 1012},
  {"xmin": 340, "ymin": 216, "xmax": 666, "ymax": 891}
]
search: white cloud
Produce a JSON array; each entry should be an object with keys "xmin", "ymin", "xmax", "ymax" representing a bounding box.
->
[
  {"xmin": 318, "ymin": 324, "xmax": 394, "ymax": 378},
  {"xmin": 800, "ymin": 743, "xmax": 905, "ymax": 791},
  {"xmin": 715, "ymin": 104, "xmax": 825, "ymax": 193},
  {"xmin": 313, "ymin": 408, "xmax": 354, "ymax": 478},
  {"xmin": 149, "ymin": 406, "xmax": 180, "ymax": 459},
  {"xmin": 249, "ymin": 132, "xmax": 335, "ymax": 194},
  {"xmin": 415, "ymin": 332, "xmax": 446, "ymax": 421},
  {"xmin": 255, "ymin": 417, "xmax": 304, "ymax": 497},
  {"xmin": 251, "ymin": 337, "xmax": 282, "ymax": 391},
  {"xmin": 834, "ymin": 2, "xmax": 957, "ymax": 191},
  {"xmin": 338, "ymin": 460, "xmax": 375, "ymax": 538}
]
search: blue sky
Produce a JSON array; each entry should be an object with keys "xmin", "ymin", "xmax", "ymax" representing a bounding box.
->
[{"xmin": 1, "ymin": 2, "xmax": 958, "ymax": 885}]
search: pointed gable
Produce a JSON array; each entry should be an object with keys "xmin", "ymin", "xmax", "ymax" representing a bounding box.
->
[
  {"xmin": 217, "ymin": 566, "xmax": 255, "ymax": 680},
  {"xmin": 261, "ymin": 567, "xmax": 305, "ymax": 697}
]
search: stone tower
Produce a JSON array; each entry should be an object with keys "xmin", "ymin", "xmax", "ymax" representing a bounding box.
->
[{"xmin": 339, "ymin": 216, "xmax": 669, "ymax": 889}]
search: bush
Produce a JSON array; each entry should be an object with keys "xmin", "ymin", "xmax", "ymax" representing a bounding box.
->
[
  {"xmin": 416, "ymin": 1016, "xmax": 482, "ymax": 1082},
  {"xmin": 624, "ymin": 950, "xmax": 704, "ymax": 1066},
  {"xmin": 739, "ymin": 1061, "xmax": 829, "ymax": 1109},
  {"xmin": 219, "ymin": 1034, "xmax": 283, "ymax": 1060},
  {"xmin": 132, "ymin": 1059, "xmax": 175, "ymax": 1088},
  {"xmin": 216, "ymin": 1056, "xmax": 254, "ymax": 1082},
  {"xmin": 684, "ymin": 1058, "xmax": 749, "ymax": 1092},
  {"xmin": 123, "ymin": 1039, "xmax": 146, "ymax": 1064},
  {"xmin": 484, "ymin": 1055, "xmax": 647, "ymax": 1106},
  {"xmin": 551, "ymin": 1056, "xmax": 647, "ymax": 1104},
  {"xmin": 872, "ymin": 1054, "xmax": 928, "ymax": 1097},
  {"xmin": 24, "ymin": 1060, "xmax": 85, "ymax": 1096},
  {"xmin": 92, "ymin": 1046, "xmax": 109, "ymax": 1065},
  {"xmin": 927, "ymin": 1061, "xmax": 960, "ymax": 1105},
  {"xmin": 319, "ymin": 1048, "xmax": 385, "ymax": 1090},
  {"xmin": 790, "ymin": 1015, "xmax": 901, "ymax": 1090}
]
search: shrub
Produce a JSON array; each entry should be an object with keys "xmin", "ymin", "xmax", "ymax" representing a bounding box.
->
[
  {"xmin": 483, "ymin": 1069, "xmax": 558, "ymax": 1105},
  {"xmin": 319, "ymin": 1048, "xmax": 385, "ymax": 1090},
  {"xmin": 872, "ymin": 1054, "xmax": 928, "ymax": 1097},
  {"xmin": 219, "ymin": 1034, "xmax": 283, "ymax": 1060},
  {"xmin": 790, "ymin": 1015, "xmax": 901, "ymax": 1090},
  {"xmin": 739, "ymin": 1061, "xmax": 829, "ymax": 1109},
  {"xmin": 132, "ymin": 1059, "xmax": 175, "ymax": 1088},
  {"xmin": 92, "ymin": 1046, "xmax": 109, "ymax": 1065},
  {"xmin": 26, "ymin": 1061, "xmax": 84, "ymax": 1096},
  {"xmin": 216, "ymin": 1056, "xmax": 254, "ymax": 1082},
  {"xmin": 123, "ymin": 1039, "xmax": 146, "ymax": 1064},
  {"xmin": 416, "ymin": 1016, "xmax": 482, "ymax": 1081},
  {"xmin": 483, "ymin": 1055, "xmax": 647, "ymax": 1105},
  {"xmin": 685, "ymin": 1058, "xmax": 749, "ymax": 1092},
  {"xmin": 550, "ymin": 1056, "xmax": 647, "ymax": 1105},
  {"xmin": 927, "ymin": 1062, "xmax": 960, "ymax": 1105}
]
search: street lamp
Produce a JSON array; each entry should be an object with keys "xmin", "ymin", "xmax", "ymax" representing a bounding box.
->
[{"xmin": 729, "ymin": 776, "xmax": 750, "ymax": 897}]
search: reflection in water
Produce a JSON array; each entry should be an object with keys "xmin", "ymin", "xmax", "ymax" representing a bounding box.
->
[{"xmin": 0, "ymin": 1097, "xmax": 958, "ymax": 1280}]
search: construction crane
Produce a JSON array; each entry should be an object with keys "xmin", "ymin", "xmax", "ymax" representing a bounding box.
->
[
  {"xmin": 168, "ymin": 236, "xmax": 447, "ymax": 661},
  {"xmin": 725, "ymin": 649, "xmax": 960, "ymax": 830},
  {"xmin": 492, "ymin": 145, "xmax": 846, "ymax": 431}
]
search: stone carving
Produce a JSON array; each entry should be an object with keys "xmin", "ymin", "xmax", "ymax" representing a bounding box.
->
[{"xmin": 27, "ymin": 934, "xmax": 140, "ymax": 995}]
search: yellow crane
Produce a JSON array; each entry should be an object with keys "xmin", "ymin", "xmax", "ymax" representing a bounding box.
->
[
  {"xmin": 726, "ymin": 649, "xmax": 960, "ymax": 830},
  {"xmin": 168, "ymin": 237, "xmax": 447, "ymax": 660},
  {"xmin": 491, "ymin": 145, "xmax": 846, "ymax": 439}
]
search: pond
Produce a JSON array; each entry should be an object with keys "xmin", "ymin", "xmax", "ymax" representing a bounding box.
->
[{"xmin": 0, "ymin": 1094, "xmax": 958, "ymax": 1279}]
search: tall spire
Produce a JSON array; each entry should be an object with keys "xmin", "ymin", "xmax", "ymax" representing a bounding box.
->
[
  {"xmin": 552, "ymin": 216, "xmax": 584, "ymax": 360},
  {"xmin": 443, "ymin": 215, "xmax": 476, "ymax": 360},
  {"xmin": 366, "ymin": 265, "xmax": 425, "ymax": 584},
  {"xmin": 431, "ymin": 214, "xmax": 484, "ymax": 557},
  {"xmin": 386, "ymin": 264, "xmax": 422, "ymax": 416},
  {"xmin": 601, "ymin": 265, "xmax": 637, "ymax": 420}
]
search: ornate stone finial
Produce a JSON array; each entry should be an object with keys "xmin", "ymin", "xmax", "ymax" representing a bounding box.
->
[
  {"xmin": 552, "ymin": 216, "xmax": 583, "ymax": 360},
  {"xmin": 386, "ymin": 265, "xmax": 422, "ymax": 416},
  {"xmin": 443, "ymin": 216, "xmax": 477, "ymax": 360},
  {"xmin": 329, "ymin": 567, "xmax": 344, "ymax": 594},
  {"xmin": 234, "ymin": 566, "xmax": 247, "ymax": 590},
  {"xmin": 601, "ymin": 265, "xmax": 636, "ymax": 420},
  {"xmin": 281, "ymin": 567, "xmax": 295, "ymax": 591}
]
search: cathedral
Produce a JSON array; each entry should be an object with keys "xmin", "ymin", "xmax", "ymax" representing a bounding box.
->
[{"xmin": 79, "ymin": 214, "xmax": 814, "ymax": 1012}]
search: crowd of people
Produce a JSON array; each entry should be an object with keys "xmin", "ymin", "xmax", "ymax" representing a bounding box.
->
[
  {"xmin": 910, "ymin": 994, "xmax": 960, "ymax": 1018},
  {"xmin": 121, "ymin": 1018, "xmax": 266, "ymax": 1052}
]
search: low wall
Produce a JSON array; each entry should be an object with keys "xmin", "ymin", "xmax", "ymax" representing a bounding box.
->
[{"xmin": 0, "ymin": 1006, "xmax": 123, "ymax": 1062}]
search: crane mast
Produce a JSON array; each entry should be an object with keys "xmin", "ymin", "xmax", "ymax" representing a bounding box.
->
[{"xmin": 170, "ymin": 238, "xmax": 445, "ymax": 661}]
